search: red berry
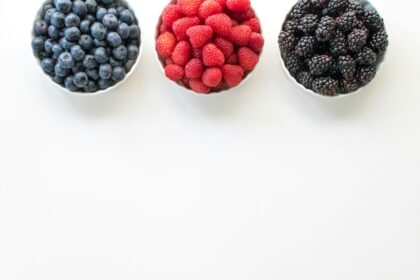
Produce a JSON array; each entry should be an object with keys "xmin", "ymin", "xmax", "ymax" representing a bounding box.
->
[
  {"xmin": 156, "ymin": 31, "xmax": 177, "ymax": 57},
  {"xmin": 222, "ymin": 64, "xmax": 244, "ymax": 87},
  {"xmin": 186, "ymin": 25, "xmax": 213, "ymax": 48},
  {"xmin": 162, "ymin": 4, "xmax": 182, "ymax": 27},
  {"xmin": 205, "ymin": 13, "xmax": 232, "ymax": 37},
  {"xmin": 214, "ymin": 37, "xmax": 234, "ymax": 58},
  {"xmin": 165, "ymin": 58, "xmax": 174, "ymax": 65},
  {"xmin": 243, "ymin": 17, "xmax": 260, "ymax": 32},
  {"xmin": 248, "ymin": 32, "xmax": 264, "ymax": 53},
  {"xmin": 159, "ymin": 23, "xmax": 170, "ymax": 34},
  {"xmin": 214, "ymin": 0, "xmax": 227, "ymax": 7},
  {"xmin": 226, "ymin": 0, "xmax": 250, "ymax": 12},
  {"xmin": 198, "ymin": 0, "xmax": 223, "ymax": 19},
  {"xmin": 202, "ymin": 67, "xmax": 223, "ymax": 87},
  {"xmin": 226, "ymin": 53, "xmax": 238, "ymax": 64},
  {"xmin": 238, "ymin": 47, "xmax": 259, "ymax": 70},
  {"xmin": 192, "ymin": 48, "xmax": 202, "ymax": 58},
  {"xmin": 172, "ymin": 16, "xmax": 200, "ymax": 41},
  {"xmin": 189, "ymin": 79, "xmax": 211, "ymax": 93},
  {"xmin": 177, "ymin": 0, "xmax": 202, "ymax": 16},
  {"xmin": 165, "ymin": 64, "xmax": 185, "ymax": 81},
  {"xmin": 172, "ymin": 41, "xmax": 192, "ymax": 66},
  {"xmin": 229, "ymin": 25, "xmax": 252, "ymax": 46},
  {"xmin": 185, "ymin": 58, "xmax": 204, "ymax": 79},
  {"xmin": 230, "ymin": 9, "xmax": 255, "ymax": 22},
  {"xmin": 202, "ymin": 43, "xmax": 225, "ymax": 66}
]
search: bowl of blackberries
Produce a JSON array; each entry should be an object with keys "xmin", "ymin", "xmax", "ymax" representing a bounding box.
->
[
  {"xmin": 278, "ymin": 0, "xmax": 389, "ymax": 97},
  {"xmin": 31, "ymin": 0, "xmax": 142, "ymax": 94}
]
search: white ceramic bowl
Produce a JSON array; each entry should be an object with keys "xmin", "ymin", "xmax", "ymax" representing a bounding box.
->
[
  {"xmin": 279, "ymin": 0, "xmax": 388, "ymax": 98},
  {"xmin": 31, "ymin": 0, "xmax": 142, "ymax": 96}
]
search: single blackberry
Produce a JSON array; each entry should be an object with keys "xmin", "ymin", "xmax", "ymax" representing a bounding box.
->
[
  {"xmin": 327, "ymin": 0, "xmax": 348, "ymax": 16},
  {"xmin": 348, "ymin": 28, "xmax": 368, "ymax": 52},
  {"xmin": 369, "ymin": 30, "xmax": 388, "ymax": 54},
  {"xmin": 309, "ymin": 0, "xmax": 328, "ymax": 12},
  {"xmin": 337, "ymin": 11, "xmax": 361, "ymax": 33},
  {"xmin": 346, "ymin": 0, "xmax": 365, "ymax": 18},
  {"xmin": 279, "ymin": 31, "xmax": 297, "ymax": 53},
  {"xmin": 312, "ymin": 77, "xmax": 339, "ymax": 96},
  {"xmin": 363, "ymin": 9, "xmax": 385, "ymax": 32},
  {"xmin": 356, "ymin": 47, "xmax": 377, "ymax": 66},
  {"xmin": 308, "ymin": 55, "xmax": 332, "ymax": 76},
  {"xmin": 330, "ymin": 31, "xmax": 348, "ymax": 56},
  {"xmin": 297, "ymin": 14, "xmax": 319, "ymax": 34},
  {"xmin": 283, "ymin": 20, "xmax": 299, "ymax": 33},
  {"xmin": 338, "ymin": 55, "xmax": 356, "ymax": 79},
  {"xmin": 285, "ymin": 53, "xmax": 303, "ymax": 76},
  {"xmin": 315, "ymin": 16, "xmax": 336, "ymax": 42},
  {"xmin": 341, "ymin": 77, "xmax": 360, "ymax": 93},
  {"xmin": 359, "ymin": 67, "xmax": 376, "ymax": 84},
  {"xmin": 289, "ymin": 0, "xmax": 312, "ymax": 20},
  {"xmin": 297, "ymin": 71, "xmax": 314, "ymax": 89},
  {"xmin": 295, "ymin": 36, "xmax": 316, "ymax": 58}
]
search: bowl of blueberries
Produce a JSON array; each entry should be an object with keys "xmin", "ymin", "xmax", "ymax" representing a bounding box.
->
[{"xmin": 31, "ymin": 0, "xmax": 142, "ymax": 95}]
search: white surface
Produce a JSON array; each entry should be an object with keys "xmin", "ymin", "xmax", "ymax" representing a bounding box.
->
[{"xmin": 0, "ymin": 0, "xmax": 419, "ymax": 279}]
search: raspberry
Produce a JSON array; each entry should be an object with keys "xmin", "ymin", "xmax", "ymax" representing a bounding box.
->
[
  {"xmin": 230, "ymin": 9, "xmax": 255, "ymax": 22},
  {"xmin": 165, "ymin": 58, "xmax": 173, "ymax": 65},
  {"xmin": 177, "ymin": 0, "xmax": 202, "ymax": 16},
  {"xmin": 202, "ymin": 43, "xmax": 225, "ymax": 66},
  {"xmin": 186, "ymin": 25, "xmax": 213, "ymax": 48},
  {"xmin": 156, "ymin": 31, "xmax": 177, "ymax": 57},
  {"xmin": 243, "ymin": 18, "xmax": 261, "ymax": 32},
  {"xmin": 198, "ymin": 0, "xmax": 223, "ymax": 19},
  {"xmin": 248, "ymin": 32, "xmax": 264, "ymax": 53},
  {"xmin": 185, "ymin": 58, "xmax": 204, "ymax": 79},
  {"xmin": 222, "ymin": 64, "xmax": 244, "ymax": 87},
  {"xmin": 202, "ymin": 67, "xmax": 223, "ymax": 87},
  {"xmin": 229, "ymin": 25, "xmax": 252, "ymax": 46},
  {"xmin": 159, "ymin": 23, "xmax": 170, "ymax": 34},
  {"xmin": 172, "ymin": 41, "xmax": 192, "ymax": 66},
  {"xmin": 189, "ymin": 79, "xmax": 211, "ymax": 93},
  {"xmin": 162, "ymin": 4, "xmax": 182, "ymax": 27},
  {"xmin": 165, "ymin": 64, "xmax": 184, "ymax": 81},
  {"xmin": 214, "ymin": 0, "xmax": 227, "ymax": 7},
  {"xmin": 238, "ymin": 47, "xmax": 258, "ymax": 70},
  {"xmin": 214, "ymin": 37, "xmax": 234, "ymax": 58},
  {"xmin": 226, "ymin": 0, "xmax": 250, "ymax": 12},
  {"xmin": 226, "ymin": 53, "xmax": 238, "ymax": 64},
  {"xmin": 192, "ymin": 48, "xmax": 202, "ymax": 58},
  {"xmin": 172, "ymin": 16, "xmax": 200, "ymax": 41},
  {"xmin": 205, "ymin": 13, "xmax": 232, "ymax": 37}
]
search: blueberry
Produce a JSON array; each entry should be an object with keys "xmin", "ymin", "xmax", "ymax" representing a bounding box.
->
[
  {"xmin": 127, "ymin": 45, "xmax": 139, "ymax": 60},
  {"xmin": 101, "ymin": 0, "xmax": 114, "ymax": 5},
  {"xmin": 44, "ymin": 39, "xmax": 55, "ymax": 53},
  {"xmin": 109, "ymin": 56, "xmax": 123, "ymax": 67},
  {"xmin": 52, "ymin": 43, "xmax": 64, "ymax": 57},
  {"xmin": 98, "ymin": 78, "xmax": 114, "ymax": 90},
  {"xmin": 111, "ymin": 45, "xmax": 126, "ymax": 61},
  {"xmin": 106, "ymin": 32, "xmax": 121, "ymax": 47},
  {"xmin": 34, "ymin": 20, "xmax": 48, "ymax": 35},
  {"xmin": 107, "ymin": 8, "xmax": 117, "ymax": 16},
  {"xmin": 51, "ymin": 12, "xmax": 65, "ymax": 29},
  {"xmin": 32, "ymin": 37, "xmax": 44, "ymax": 52},
  {"xmin": 96, "ymin": 7, "xmax": 107, "ymax": 21},
  {"xmin": 43, "ymin": 3, "xmax": 54, "ymax": 12},
  {"xmin": 53, "ymin": 75, "xmax": 64, "ymax": 84},
  {"xmin": 72, "ymin": 62, "xmax": 85, "ymax": 74},
  {"xmin": 86, "ymin": 68, "xmax": 99, "ymax": 80},
  {"xmin": 78, "ymin": 34, "xmax": 94, "ymax": 51},
  {"xmin": 117, "ymin": 6, "xmax": 125, "ymax": 15},
  {"xmin": 94, "ymin": 39, "xmax": 107, "ymax": 48},
  {"xmin": 125, "ymin": 60, "xmax": 135, "ymax": 71},
  {"xmin": 72, "ymin": 0, "xmax": 88, "ymax": 17},
  {"xmin": 59, "ymin": 37, "xmax": 76, "ymax": 51},
  {"xmin": 44, "ymin": 8, "xmax": 56, "ymax": 24},
  {"xmin": 55, "ymin": 63, "xmax": 71, "ymax": 77},
  {"xmin": 117, "ymin": 23, "xmax": 130, "ymax": 39},
  {"xmin": 129, "ymin": 25, "xmax": 140, "ymax": 39},
  {"xmin": 70, "ymin": 45, "xmax": 85, "ymax": 62},
  {"xmin": 64, "ymin": 76, "xmax": 78, "ymax": 91},
  {"xmin": 64, "ymin": 27, "xmax": 81, "ymax": 42},
  {"xmin": 48, "ymin": 25, "xmax": 60, "ymax": 40},
  {"xmin": 54, "ymin": 0, "xmax": 72, "ymax": 13},
  {"xmin": 91, "ymin": 22, "xmax": 106, "ymax": 40},
  {"xmin": 111, "ymin": 66, "xmax": 126, "ymax": 82},
  {"xmin": 65, "ymin": 13, "xmax": 80, "ymax": 28},
  {"xmin": 41, "ymin": 58, "xmax": 55, "ymax": 74},
  {"xmin": 80, "ymin": 20, "xmax": 91, "ymax": 34},
  {"xmin": 83, "ymin": 54, "xmax": 97, "ymax": 69},
  {"xmin": 120, "ymin": 10, "xmax": 134, "ymax": 25},
  {"xmin": 99, "ymin": 64, "xmax": 112, "ymax": 80},
  {"xmin": 84, "ymin": 81, "xmax": 98, "ymax": 92},
  {"xmin": 58, "ymin": 52, "xmax": 75, "ymax": 69},
  {"xmin": 73, "ymin": 72, "xmax": 89, "ymax": 88},
  {"xmin": 102, "ymin": 14, "xmax": 118, "ymax": 29},
  {"xmin": 38, "ymin": 51, "xmax": 50, "ymax": 60},
  {"xmin": 85, "ymin": 15, "xmax": 95, "ymax": 24},
  {"xmin": 85, "ymin": 0, "xmax": 97, "ymax": 14},
  {"xmin": 94, "ymin": 47, "xmax": 109, "ymax": 64}
]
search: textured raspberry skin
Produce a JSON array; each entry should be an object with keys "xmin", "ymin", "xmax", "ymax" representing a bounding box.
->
[
  {"xmin": 214, "ymin": 0, "xmax": 227, "ymax": 7},
  {"xmin": 189, "ymin": 79, "xmax": 211, "ymax": 93},
  {"xmin": 243, "ymin": 18, "xmax": 260, "ymax": 32},
  {"xmin": 159, "ymin": 23, "xmax": 170, "ymax": 34},
  {"xmin": 248, "ymin": 32, "xmax": 264, "ymax": 53},
  {"xmin": 214, "ymin": 37, "xmax": 234, "ymax": 58},
  {"xmin": 165, "ymin": 64, "xmax": 185, "ymax": 81},
  {"xmin": 229, "ymin": 25, "xmax": 252, "ymax": 46},
  {"xmin": 156, "ymin": 31, "xmax": 177, "ymax": 57},
  {"xmin": 177, "ymin": 0, "xmax": 202, "ymax": 16},
  {"xmin": 238, "ymin": 47, "xmax": 259, "ymax": 70},
  {"xmin": 185, "ymin": 58, "xmax": 204, "ymax": 79},
  {"xmin": 198, "ymin": 0, "xmax": 223, "ymax": 19},
  {"xmin": 222, "ymin": 64, "xmax": 244, "ymax": 87},
  {"xmin": 226, "ymin": 0, "xmax": 251, "ymax": 13},
  {"xmin": 186, "ymin": 25, "xmax": 213, "ymax": 48},
  {"xmin": 162, "ymin": 4, "xmax": 182, "ymax": 27},
  {"xmin": 226, "ymin": 53, "xmax": 238, "ymax": 64},
  {"xmin": 205, "ymin": 13, "xmax": 233, "ymax": 37},
  {"xmin": 172, "ymin": 17, "xmax": 200, "ymax": 41},
  {"xmin": 202, "ymin": 43, "xmax": 225, "ymax": 66},
  {"xmin": 171, "ymin": 41, "xmax": 192, "ymax": 66},
  {"xmin": 192, "ymin": 48, "xmax": 202, "ymax": 58},
  {"xmin": 230, "ymin": 9, "xmax": 255, "ymax": 22},
  {"xmin": 202, "ymin": 67, "xmax": 223, "ymax": 87}
]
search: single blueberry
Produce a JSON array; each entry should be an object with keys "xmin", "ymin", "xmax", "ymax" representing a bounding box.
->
[
  {"xmin": 55, "ymin": 63, "xmax": 71, "ymax": 77},
  {"xmin": 94, "ymin": 47, "xmax": 109, "ymax": 64},
  {"xmin": 129, "ymin": 25, "xmax": 140, "ymax": 39},
  {"xmin": 64, "ymin": 76, "xmax": 79, "ymax": 91},
  {"xmin": 85, "ymin": 0, "xmax": 97, "ymax": 14},
  {"xmin": 72, "ymin": 0, "xmax": 88, "ymax": 17},
  {"xmin": 91, "ymin": 22, "xmax": 106, "ymax": 40},
  {"xmin": 53, "ymin": 74, "xmax": 64, "ymax": 84},
  {"xmin": 65, "ymin": 27, "xmax": 81, "ymax": 42},
  {"xmin": 52, "ymin": 43, "xmax": 64, "ymax": 57},
  {"xmin": 48, "ymin": 25, "xmax": 60, "ymax": 40},
  {"xmin": 98, "ymin": 78, "xmax": 114, "ymax": 90},
  {"xmin": 107, "ymin": 8, "xmax": 117, "ymax": 15},
  {"xmin": 32, "ymin": 37, "xmax": 44, "ymax": 52},
  {"xmin": 99, "ymin": 64, "xmax": 112, "ymax": 80},
  {"xmin": 34, "ymin": 20, "xmax": 48, "ymax": 35},
  {"xmin": 59, "ymin": 37, "xmax": 76, "ymax": 51},
  {"xmin": 80, "ymin": 20, "xmax": 91, "ymax": 34},
  {"xmin": 44, "ymin": 39, "xmax": 55, "ymax": 53},
  {"xmin": 94, "ymin": 39, "xmax": 107, "ymax": 48},
  {"xmin": 84, "ymin": 81, "xmax": 98, "ymax": 92},
  {"xmin": 78, "ymin": 34, "xmax": 94, "ymax": 51},
  {"xmin": 119, "ymin": 10, "xmax": 134, "ymax": 25},
  {"xmin": 41, "ymin": 58, "xmax": 55, "ymax": 74},
  {"xmin": 109, "ymin": 56, "xmax": 123, "ymax": 67},
  {"xmin": 73, "ymin": 72, "xmax": 89, "ymax": 88},
  {"xmin": 44, "ymin": 8, "xmax": 56, "ymax": 24},
  {"xmin": 96, "ymin": 7, "xmax": 107, "ymax": 21},
  {"xmin": 54, "ymin": 0, "xmax": 72, "ymax": 13},
  {"xmin": 112, "ymin": 45, "xmax": 127, "ymax": 61},
  {"xmin": 43, "ymin": 3, "xmax": 54, "ymax": 12},
  {"xmin": 70, "ymin": 45, "xmax": 85, "ymax": 61},
  {"xmin": 58, "ymin": 52, "xmax": 75, "ymax": 69},
  {"xmin": 127, "ymin": 45, "xmax": 139, "ymax": 60},
  {"xmin": 51, "ymin": 12, "xmax": 65, "ymax": 29},
  {"xmin": 83, "ymin": 54, "xmax": 98, "ymax": 69},
  {"xmin": 125, "ymin": 60, "xmax": 135, "ymax": 71},
  {"xmin": 102, "ymin": 14, "xmax": 118, "ymax": 30},
  {"xmin": 65, "ymin": 13, "xmax": 80, "ymax": 28},
  {"xmin": 106, "ymin": 32, "xmax": 121, "ymax": 47},
  {"xmin": 117, "ymin": 23, "xmax": 130, "ymax": 39},
  {"xmin": 86, "ymin": 68, "xmax": 99, "ymax": 80},
  {"xmin": 111, "ymin": 66, "xmax": 126, "ymax": 82}
]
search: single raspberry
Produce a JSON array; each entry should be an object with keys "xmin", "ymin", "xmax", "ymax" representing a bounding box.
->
[
  {"xmin": 198, "ymin": 0, "xmax": 223, "ymax": 19},
  {"xmin": 202, "ymin": 43, "xmax": 225, "ymax": 66},
  {"xmin": 156, "ymin": 31, "xmax": 177, "ymax": 57},
  {"xmin": 189, "ymin": 79, "xmax": 211, "ymax": 93},
  {"xmin": 185, "ymin": 58, "xmax": 204, "ymax": 79},
  {"xmin": 243, "ymin": 18, "xmax": 260, "ymax": 32},
  {"xmin": 226, "ymin": 0, "xmax": 250, "ymax": 12},
  {"xmin": 162, "ymin": 4, "xmax": 182, "ymax": 27},
  {"xmin": 222, "ymin": 64, "xmax": 244, "ymax": 87},
  {"xmin": 229, "ymin": 25, "xmax": 252, "ymax": 46},
  {"xmin": 226, "ymin": 53, "xmax": 238, "ymax": 64},
  {"xmin": 159, "ymin": 23, "xmax": 170, "ymax": 34},
  {"xmin": 165, "ymin": 64, "xmax": 184, "ymax": 81},
  {"xmin": 202, "ymin": 67, "xmax": 223, "ymax": 87},
  {"xmin": 214, "ymin": 37, "xmax": 234, "ymax": 58},
  {"xmin": 177, "ymin": 0, "xmax": 202, "ymax": 16},
  {"xmin": 205, "ymin": 13, "xmax": 232, "ymax": 37},
  {"xmin": 230, "ymin": 10, "xmax": 255, "ymax": 22},
  {"xmin": 171, "ymin": 41, "xmax": 192, "ymax": 66},
  {"xmin": 238, "ymin": 47, "xmax": 259, "ymax": 70},
  {"xmin": 172, "ymin": 16, "xmax": 200, "ymax": 41},
  {"xmin": 248, "ymin": 32, "xmax": 264, "ymax": 53},
  {"xmin": 186, "ymin": 25, "xmax": 213, "ymax": 48}
]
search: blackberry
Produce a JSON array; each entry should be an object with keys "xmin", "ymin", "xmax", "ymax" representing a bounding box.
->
[
  {"xmin": 309, "ymin": 0, "xmax": 328, "ymax": 12},
  {"xmin": 289, "ymin": 0, "xmax": 311, "ymax": 19},
  {"xmin": 369, "ymin": 30, "xmax": 388, "ymax": 54},
  {"xmin": 341, "ymin": 77, "xmax": 359, "ymax": 93},
  {"xmin": 330, "ymin": 31, "xmax": 348, "ymax": 56},
  {"xmin": 359, "ymin": 67, "xmax": 376, "ymax": 84},
  {"xmin": 347, "ymin": 28, "xmax": 367, "ymax": 53},
  {"xmin": 295, "ymin": 36, "xmax": 316, "ymax": 58},
  {"xmin": 356, "ymin": 47, "xmax": 377, "ymax": 66},
  {"xmin": 327, "ymin": 0, "xmax": 348, "ymax": 16},
  {"xmin": 329, "ymin": 59, "xmax": 340, "ymax": 77},
  {"xmin": 346, "ymin": 0, "xmax": 365, "ymax": 17},
  {"xmin": 297, "ymin": 14, "xmax": 319, "ymax": 34},
  {"xmin": 337, "ymin": 11, "xmax": 361, "ymax": 33},
  {"xmin": 297, "ymin": 71, "xmax": 314, "ymax": 89},
  {"xmin": 315, "ymin": 16, "xmax": 336, "ymax": 42},
  {"xmin": 285, "ymin": 53, "xmax": 303, "ymax": 76},
  {"xmin": 279, "ymin": 31, "xmax": 296, "ymax": 53},
  {"xmin": 363, "ymin": 9, "xmax": 384, "ymax": 32},
  {"xmin": 308, "ymin": 55, "xmax": 332, "ymax": 76},
  {"xmin": 338, "ymin": 55, "xmax": 356, "ymax": 79},
  {"xmin": 283, "ymin": 20, "xmax": 299, "ymax": 33},
  {"xmin": 312, "ymin": 77, "xmax": 339, "ymax": 96}
]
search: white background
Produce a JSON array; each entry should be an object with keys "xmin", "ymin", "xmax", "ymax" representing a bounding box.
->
[{"xmin": 1, "ymin": 0, "xmax": 419, "ymax": 279}]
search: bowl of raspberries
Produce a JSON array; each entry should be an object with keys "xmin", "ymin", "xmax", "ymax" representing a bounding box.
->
[
  {"xmin": 156, "ymin": 0, "xmax": 264, "ymax": 94},
  {"xmin": 31, "ymin": 0, "xmax": 142, "ymax": 94},
  {"xmin": 279, "ymin": 0, "xmax": 389, "ymax": 97}
]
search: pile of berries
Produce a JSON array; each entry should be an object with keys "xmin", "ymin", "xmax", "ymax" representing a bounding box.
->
[
  {"xmin": 31, "ymin": 0, "xmax": 141, "ymax": 93},
  {"xmin": 279, "ymin": 0, "xmax": 388, "ymax": 96},
  {"xmin": 156, "ymin": 0, "xmax": 264, "ymax": 94}
]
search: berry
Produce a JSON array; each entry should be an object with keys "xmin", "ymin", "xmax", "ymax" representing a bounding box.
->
[
  {"xmin": 59, "ymin": 37, "xmax": 76, "ymax": 51},
  {"xmin": 172, "ymin": 41, "xmax": 192, "ymax": 66},
  {"xmin": 86, "ymin": 68, "xmax": 99, "ymax": 80},
  {"xmin": 278, "ymin": 31, "xmax": 296, "ymax": 53},
  {"xmin": 298, "ymin": 14, "xmax": 319, "ymax": 34},
  {"xmin": 99, "ymin": 64, "xmax": 112, "ymax": 80},
  {"xmin": 283, "ymin": 20, "xmax": 298, "ymax": 33},
  {"xmin": 129, "ymin": 25, "xmax": 141, "ymax": 39},
  {"xmin": 369, "ymin": 30, "xmax": 388, "ymax": 54},
  {"xmin": 308, "ymin": 55, "xmax": 332, "ymax": 76},
  {"xmin": 34, "ymin": 20, "xmax": 48, "ymax": 35},
  {"xmin": 359, "ymin": 67, "xmax": 376, "ymax": 84},
  {"xmin": 96, "ymin": 7, "xmax": 107, "ymax": 21},
  {"xmin": 341, "ymin": 77, "xmax": 359, "ymax": 93},
  {"xmin": 84, "ymin": 81, "xmax": 99, "ymax": 92},
  {"xmin": 297, "ymin": 71, "xmax": 314, "ymax": 89},
  {"xmin": 52, "ymin": 44, "xmax": 64, "ymax": 58},
  {"xmin": 312, "ymin": 77, "xmax": 339, "ymax": 96},
  {"xmin": 338, "ymin": 55, "xmax": 356, "ymax": 79},
  {"xmin": 346, "ymin": 0, "xmax": 364, "ymax": 17},
  {"xmin": 162, "ymin": 4, "xmax": 182, "ymax": 27},
  {"xmin": 78, "ymin": 34, "xmax": 94, "ymax": 51},
  {"xmin": 202, "ymin": 67, "xmax": 223, "ymax": 87},
  {"xmin": 205, "ymin": 13, "xmax": 232, "ymax": 37},
  {"xmin": 189, "ymin": 79, "xmax": 211, "ymax": 93},
  {"xmin": 187, "ymin": 25, "xmax": 213, "ymax": 48},
  {"xmin": 363, "ymin": 9, "xmax": 384, "ymax": 32},
  {"xmin": 337, "ymin": 11, "xmax": 360, "ymax": 33},
  {"xmin": 73, "ymin": 72, "xmax": 89, "ymax": 88},
  {"xmin": 243, "ymin": 18, "xmax": 261, "ymax": 32},
  {"xmin": 80, "ymin": 20, "xmax": 91, "ymax": 34},
  {"xmin": 248, "ymin": 32, "xmax": 264, "ymax": 53},
  {"xmin": 238, "ymin": 47, "xmax": 259, "ymax": 70},
  {"xmin": 55, "ymin": 0, "xmax": 72, "ymax": 13},
  {"xmin": 156, "ymin": 32, "xmax": 177, "ymax": 57},
  {"xmin": 94, "ymin": 47, "xmax": 109, "ymax": 64},
  {"xmin": 222, "ymin": 64, "xmax": 244, "ymax": 87},
  {"xmin": 58, "ymin": 52, "xmax": 75, "ymax": 69},
  {"xmin": 229, "ymin": 25, "xmax": 252, "ymax": 46},
  {"xmin": 64, "ymin": 27, "xmax": 81, "ymax": 42},
  {"xmin": 70, "ymin": 45, "xmax": 85, "ymax": 61},
  {"xmin": 106, "ymin": 32, "xmax": 122, "ymax": 47},
  {"xmin": 327, "ymin": 0, "xmax": 348, "ymax": 16},
  {"xmin": 214, "ymin": 37, "xmax": 234, "ymax": 58},
  {"xmin": 177, "ymin": 0, "xmax": 202, "ymax": 16},
  {"xmin": 83, "ymin": 54, "xmax": 97, "ymax": 69},
  {"xmin": 32, "ymin": 37, "xmax": 44, "ymax": 53},
  {"xmin": 91, "ymin": 22, "xmax": 106, "ymax": 40},
  {"xmin": 55, "ymin": 63, "xmax": 71, "ymax": 77},
  {"xmin": 117, "ymin": 23, "xmax": 130, "ymax": 39},
  {"xmin": 85, "ymin": 0, "xmax": 97, "ymax": 14},
  {"xmin": 113, "ymin": 45, "xmax": 128, "ymax": 61},
  {"xmin": 120, "ymin": 10, "xmax": 135, "ymax": 25},
  {"xmin": 72, "ymin": 0, "xmax": 87, "ymax": 17},
  {"xmin": 347, "ymin": 28, "xmax": 367, "ymax": 52},
  {"xmin": 102, "ymin": 14, "xmax": 119, "ymax": 29},
  {"xmin": 284, "ymin": 53, "xmax": 302, "ymax": 76},
  {"xmin": 315, "ymin": 16, "xmax": 336, "ymax": 42},
  {"xmin": 111, "ymin": 66, "xmax": 126, "ymax": 82},
  {"xmin": 226, "ymin": 0, "xmax": 250, "ymax": 12},
  {"xmin": 185, "ymin": 58, "xmax": 204, "ymax": 79},
  {"xmin": 172, "ymin": 16, "xmax": 200, "ymax": 41},
  {"xmin": 330, "ymin": 31, "xmax": 347, "ymax": 56},
  {"xmin": 51, "ymin": 12, "xmax": 65, "ymax": 29},
  {"xmin": 127, "ymin": 45, "xmax": 139, "ymax": 60},
  {"xmin": 41, "ymin": 58, "xmax": 55, "ymax": 74},
  {"xmin": 226, "ymin": 53, "xmax": 238, "ymax": 64},
  {"xmin": 295, "ymin": 36, "xmax": 315, "ymax": 58},
  {"xmin": 44, "ymin": 8, "xmax": 56, "ymax": 24},
  {"xmin": 64, "ymin": 75, "xmax": 78, "ymax": 91},
  {"xmin": 65, "ymin": 13, "xmax": 81, "ymax": 28},
  {"xmin": 202, "ymin": 43, "xmax": 225, "ymax": 66},
  {"xmin": 98, "ymin": 79, "xmax": 115, "ymax": 90},
  {"xmin": 356, "ymin": 47, "xmax": 376, "ymax": 66},
  {"xmin": 199, "ymin": 0, "xmax": 223, "ymax": 19}
]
